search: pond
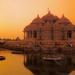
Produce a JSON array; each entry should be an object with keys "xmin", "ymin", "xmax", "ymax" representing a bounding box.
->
[
  {"xmin": 0, "ymin": 49, "xmax": 33, "ymax": 75},
  {"xmin": 0, "ymin": 48, "xmax": 75, "ymax": 75}
]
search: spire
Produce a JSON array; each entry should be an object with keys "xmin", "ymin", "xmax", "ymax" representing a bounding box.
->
[
  {"xmin": 37, "ymin": 14, "xmax": 40, "ymax": 18},
  {"xmin": 47, "ymin": 8, "xmax": 51, "ymax": 14},
  {"xmin": 62, "ymin": 14, "xmax": 65, "ymax": 18},
  {"xmin": 61, "ymin": 14, "xmax": 68, "ymax": 20}
]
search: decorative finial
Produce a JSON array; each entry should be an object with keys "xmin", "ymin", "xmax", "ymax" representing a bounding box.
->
[
  {"xmin": 37, "ymin": 14, "xmax": 40, "ymax": 18},
  {"xmin": 48, "ymin": 8, "xmax": 50, "ymax": 14},
  {"xmin": 62, "ymin": 14, "xmax": 65, "ymax": 18}
]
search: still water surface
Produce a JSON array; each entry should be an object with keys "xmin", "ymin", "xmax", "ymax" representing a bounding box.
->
[
  {"xmin": 0, "ymin": 49, "xmax": 75, "ymax": 75},
  {"xmin": 0, "ymin": 49, "xmax": 33, "ymax": 75}
]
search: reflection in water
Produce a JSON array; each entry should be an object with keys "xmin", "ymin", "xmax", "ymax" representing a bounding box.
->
[
  {"xmin": 0, "ymin": 49, "xmax": 33, "ymax": 75},
  {"xmin": 0, "ymin": 49, "xmax": 75, "ymax": 75}
]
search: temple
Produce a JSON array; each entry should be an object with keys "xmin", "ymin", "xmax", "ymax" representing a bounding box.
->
[
  {"xmin": 23, "ymin": 11, "xmax": 75, "ymax": 48},
  {"xmin": 23, "ymin": 11, "xmax": 75, "ymax": 75}
]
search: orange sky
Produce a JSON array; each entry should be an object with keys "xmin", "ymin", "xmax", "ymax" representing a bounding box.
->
[{"xmin": 0, "ymin": 0, "xmax": 75, "ymax": 39}]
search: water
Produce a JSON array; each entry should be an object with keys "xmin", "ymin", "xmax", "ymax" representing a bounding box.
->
[
  {"xmin": 0, "ymin": 49, "xmax": 75, "ymax": 75},
  {"xmin": 0, "ymin": 49, "xmax": 33, "ymax": 75}
]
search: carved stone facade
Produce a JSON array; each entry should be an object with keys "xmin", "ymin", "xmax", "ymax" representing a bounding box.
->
[{"xmin": 24, "ymin": 11, "xmax": 75, "ymax": 48}]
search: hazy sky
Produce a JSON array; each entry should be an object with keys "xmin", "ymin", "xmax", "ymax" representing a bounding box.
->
[{"xmin": 0, "ymin": 0, "xmax": 75, "ymax": 39}]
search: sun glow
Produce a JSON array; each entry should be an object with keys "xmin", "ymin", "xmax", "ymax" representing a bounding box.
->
[{"xmin": 0, "ymin": 0, "xmax": 75, "ymax": 39}]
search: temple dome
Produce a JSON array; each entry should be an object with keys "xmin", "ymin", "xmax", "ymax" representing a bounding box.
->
[
  {"xmin": 41, "ymin": 11, "xmax": 59, "ymax": 23},
  {"xmin": 24, "ymin": 15, "xmax": 41, "ymax": 31},
  {"xmin": 57, "ymin": 15, "xmax": 72, "ymax": 25},
  {"xmin": 31, "ymin": 15, "xmax": 42, "ymax": 24}
]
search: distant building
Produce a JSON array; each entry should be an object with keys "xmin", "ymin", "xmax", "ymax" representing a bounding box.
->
[
  {"xmin": 16, "ymin": 37, "xmax": 21, "ymax": 41},
  {"xmin": 23, "ymin": 11, "xmax": 75, "ymax": 48}
]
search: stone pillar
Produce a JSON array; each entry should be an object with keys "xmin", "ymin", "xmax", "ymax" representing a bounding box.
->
[{"xmin": 24, "ymin": 31, "xmax": 25, "ymax": 40}]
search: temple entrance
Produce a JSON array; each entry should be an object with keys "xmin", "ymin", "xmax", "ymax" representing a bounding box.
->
[{"xmin": 67, "ymin": 30, "xmax": 72, "ymax": 39}]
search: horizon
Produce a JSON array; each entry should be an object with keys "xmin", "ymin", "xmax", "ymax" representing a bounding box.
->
[{"xmin": 0, "ymin": 0, "xmax": 75, "ymax": 39}]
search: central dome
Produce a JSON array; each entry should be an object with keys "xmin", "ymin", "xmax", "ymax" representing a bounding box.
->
[{"xmin": 41, "ymin": 11, "xmax": 59, "ymax": 24}]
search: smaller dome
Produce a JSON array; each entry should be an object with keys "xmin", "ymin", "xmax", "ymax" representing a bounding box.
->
[
  {"xmin": 31, "ymin": 14, "xmax": 42, "ymax": 24},
  {"xmin": 57, "ymin": 15, "xmax": 72, "ymax": 24},
  {"xmin": 24, "ymin": 25, "xmax": 30, "ymax": 31}
]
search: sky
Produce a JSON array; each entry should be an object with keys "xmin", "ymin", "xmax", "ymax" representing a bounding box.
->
[{"xmin": 0, "ymin": 0, "xmax": 75, "ymax": 39}]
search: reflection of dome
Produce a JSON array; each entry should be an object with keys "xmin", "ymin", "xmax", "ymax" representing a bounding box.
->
[
  {"xmin": 57, "ymin": 15, "xmax": 72, "ymax": 24},
  {"xmin": 41, "ymin": 11, "xmax": 59, "ymax": 23}
]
